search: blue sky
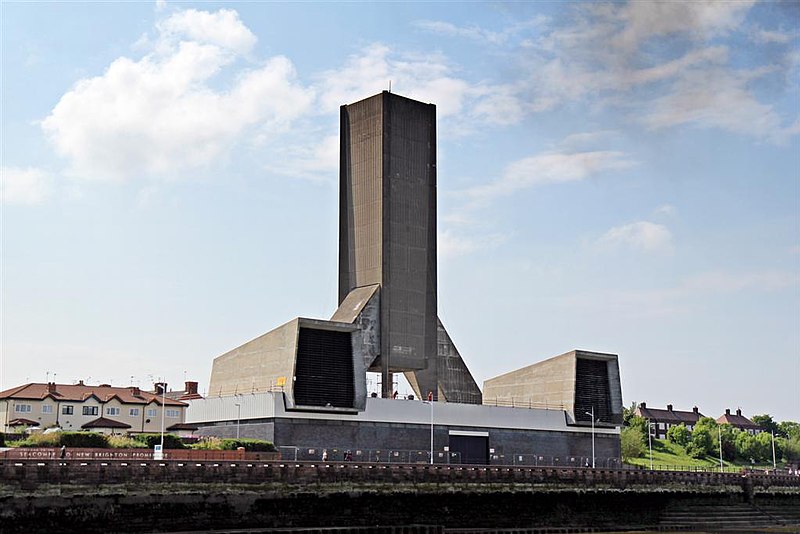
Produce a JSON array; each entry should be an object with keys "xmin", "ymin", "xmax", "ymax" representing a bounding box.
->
[{"xmin": 2, "ymin": 1, "xmax": 798, "ymax": 421}]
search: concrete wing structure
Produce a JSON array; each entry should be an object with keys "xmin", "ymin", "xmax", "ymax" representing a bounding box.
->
[
  {"xmin": 483, "ymin": 350, "xmax": 623, "ymax": 427},
  {"xmin": 209, "ymin": 318, "xmax": 366, "ymax": 412}
]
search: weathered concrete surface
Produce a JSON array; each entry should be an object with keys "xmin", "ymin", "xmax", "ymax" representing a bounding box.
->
[
  {"xmin": 208, "ymin": 318, "xmax": 366, "ymax": 412},
  {"xmin": 209, "ymin": 318, "xmax": 300, "ymax": 398},
  {"xmin": 331, "ymin": 284, "xmax": 381, "ymax": 371},
  {"xmin": 483, "ymin": 350, "xmax": 623, "ymax": 426},
  {"xmin": 1, "ymin": 464, "xmax": 798, "ymax": 534}
]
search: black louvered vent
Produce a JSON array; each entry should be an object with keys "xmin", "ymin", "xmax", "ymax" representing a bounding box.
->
[
  {"xmin": 294, "ymin": 328, "xmax": 354, "ymax": 408},
  {"xmin": 575, "ymin": 358, "xmax": 611, "ymax": 423}
]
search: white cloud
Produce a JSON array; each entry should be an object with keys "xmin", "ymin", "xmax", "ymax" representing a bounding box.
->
[
  {"xmin": 414, "ymin": 17, "xmax": 548, "ymax": 46},
  {"xmin": 467, "ymin": 149, "xmax": 636, "ymax": 200},
  {"xmin": 156, "ymin": 8, "xmax": 257, "ymax": 54},
  {"xmin": 507, "ymin": 2, "xmax": 795, "ymax": 142},
  {"xmin": 269, "ymin": 133, "xmax": 340, "ymax": 183},
  {"xmin": 1, "ymin": 166, "xmax": 51, "ymax": 205},
  {"xmin": 414, "ymin": 20, "xmax": 506, "ymax": 45},
  {"xmin": 317, "ymin": 44, "xmax": 471, "ymax": 118},
  {"xmin": 558, "ymin": 130, "xmax": 618, "ymax": 150},
  {"xmin": 641, "ymin": 65, "xmax": 794, "ymax": 142},
  {"xmin": 614, "ymin": 1, "xmax": 755, "ymax": 51},
  {"xmin": 597, "ymin": 221, "xmax": 674, "ymax": 254},
  {"xmin": 316, "ymin": 43, "xmax": 526, "ymax": 127},
  {"xmin": 751, "ymin": 29, "xmax": 796, "ymax": 45},
  {"xmin": 653, "ymin": 204, "xmax": 676, "ymax": 217},
  {"xmin": 41, "ymin": 8, "xmax": 314, "ymax": 182}
]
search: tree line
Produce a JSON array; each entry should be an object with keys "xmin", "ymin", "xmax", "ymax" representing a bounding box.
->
[{"xmin": 621, "ymin": 405, "xmax": 799, "ymax": 465}]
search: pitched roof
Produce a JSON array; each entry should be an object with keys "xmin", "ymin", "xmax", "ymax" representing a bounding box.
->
[
  {"xmin": 717, "ymin": 410, "xmax": 760, "ymax": 429},
  {"xmin": 635, "ymin": 404, "xmax": 704, "ymax": 425},
  {"xmin": 0, "ymin": 382, "xmax": 187, "ymax": 407},
  {"xmin": 81, "ymin": 417, "xmax": 132, "ymax": 429},
  {"xmin": 7, "ymin": 418, "xmax": 39, "ymax": 426}
]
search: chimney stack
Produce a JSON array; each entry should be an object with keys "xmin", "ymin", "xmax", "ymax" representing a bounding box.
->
[
  {"xmin": 736, "ymin": 408, "xmax": 742, "ymax": 417},
  {"xmin": 639, "ymin": 402, "xmax": 646, "ymax": 409},
  {"xmin": 667, "ymin": 404, "xmax": 673, "ymax": 411},
  {"xmin": 130, "ymin": 386, "xmax": 141, "ymax": 397},
  {"xmin": 185, "ymin": 381, "xmax": 198, "ymax": 395},
  {"xmin": 47, "ymin": 382, "xmax": 57, "ymax": 393},
  {"xmin": 725, "ymin": 408, "xmax": 731, "ymax": 416},
  {"xmin": 693, "ymin": 406, "xmax": 699, "ymax": 414},
  {"xmin": 154, "ymin": 382, "xmax": 166, "ymax": 395}
]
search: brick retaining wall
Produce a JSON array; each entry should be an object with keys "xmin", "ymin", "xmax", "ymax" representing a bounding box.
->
[{"xmin": 1, "ymin": 459, "xmax": 798, "ymax": 490}]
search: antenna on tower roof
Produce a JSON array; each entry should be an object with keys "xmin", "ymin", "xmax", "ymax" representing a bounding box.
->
[{"xmin": 388, "ymin": 80, "xmax": 392, "ymax": 93}]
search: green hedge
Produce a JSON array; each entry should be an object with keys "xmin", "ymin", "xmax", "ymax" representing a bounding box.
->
[
  {"xmin": 192, "ymin": 437, "xmax": 277, "ymax": 452},
  {"xmin": 220, "ymin": 438, "xmax": 277, "ymax": 452},
  {"xmin": 14, "ymin": 431, "xmax": 190, "ymax": 449},
  {"xmin": 16, "ymin": 431, "xmax": 109, "ymax": 448},
  {"xmin": 60, "ymin": 432, "xmax": 109, "ymax": 448},
  {"xmin": 134, "ymin": 433, "xmax": 186, "ymax": 449}
]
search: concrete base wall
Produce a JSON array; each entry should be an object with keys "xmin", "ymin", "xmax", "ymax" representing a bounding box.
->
[{"xmin": 197, "ymin": 417, "xmax": 620, "ymax": 465}]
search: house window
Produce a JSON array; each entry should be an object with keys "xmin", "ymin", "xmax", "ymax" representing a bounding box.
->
[
  {"xmin": 14, "ymin": 404, "xmax": 32, "ymax": 413},
  {"xmin": 106, "ymin": 407, "xmax": 120, "ymax": 416},
  {"xmin": 62, "ymin": 405, "xmax": 74, "ymax": 415},
  {"xmin": 129, "ymin": 408, "xmax": 140, "ymax": 416},
  {"xmin": 165, "ymin": 409, "xmax": 180, "ymax": 418},
  {"xmin": 82, "ymin": 406, "xmax": 99, "ymax": 416},
  {"xmin": 42, "ymin": 405, "xmax": 53, "ymax": 414},
  {"xmin": 147, "ymin": 408, "xmax": 157, "ymax": 417}
]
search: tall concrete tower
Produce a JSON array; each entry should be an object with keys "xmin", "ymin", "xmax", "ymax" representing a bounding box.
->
[
  {"xmin": 210, "ymin": 91, "xmax": 482, "ymax": 408},
  {"xmin": 336, "ymin": 92, "xmax": 481, "ymax": 402}
]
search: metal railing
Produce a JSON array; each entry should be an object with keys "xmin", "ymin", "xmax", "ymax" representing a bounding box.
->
[
  {"xmin": 280, "ymin": 446, "xmax": 463, "ymax": 464},
  {"xmin": 482, "ymin": 398, "xmax": 566, "ymax": 410},
  {"xmin": 279, "ymin": 446, "xmax": 627, "ymax": 468}
]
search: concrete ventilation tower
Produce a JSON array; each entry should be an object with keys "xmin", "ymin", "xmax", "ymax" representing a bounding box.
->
[
  {"xmin": 333, "ymin": 91, "xmax": 481, "ymax": 403},
  {"xmin": 209, "ymin": 92, "xmax": 482, "ymax": 410}
]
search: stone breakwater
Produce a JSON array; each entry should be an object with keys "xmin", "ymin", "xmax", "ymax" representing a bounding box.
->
[{"xmin": 1, "ymin": 460, "xmax": 799, "ymax": 533}]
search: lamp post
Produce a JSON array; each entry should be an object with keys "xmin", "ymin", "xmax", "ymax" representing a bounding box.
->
[
  {"xmin": 584, "ymin": 406, "xmax": 595, "ymax": 468},
  {"xmin": 718, "ymin": 425, "xmax": 723, "ymax": 472},
  {"xmin": 648, "ymin": 422, "xmax": 655, "ymax": 470},
  {"xmin": 159, "ymin": 381, "xmax": 166, "ymax": 451},
  {"xmin": 430, "ymin": 399, "xmax": 434, "ymax": 465},
  {"xmin": 234, "ymin": 402, "xmax": 241, "ymax": 439},
  {"xmin": 424, "ymin": 393, "xmax": 434, "ymax": 465},
  {"xmin": 771, "ymin": 430, "xmax": 776, "ymax": 469}
]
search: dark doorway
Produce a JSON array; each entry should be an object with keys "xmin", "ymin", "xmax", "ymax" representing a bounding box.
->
[{"xmin": 449, "ymin": 434, "xmax": 488, "ymax": 465}]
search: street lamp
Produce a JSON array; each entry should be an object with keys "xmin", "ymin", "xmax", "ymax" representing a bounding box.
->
[
  {"xmin": 718, "ymin": 425, "xmax": 723, "ymax": 472},
  {"xmin": 160, "ymin": 381, "xmax": 166, "ymax": 452},
  {"xmin": 648, "ymin": 422, "xmax": 655, "ymax": 470},
  {"xmin": 771, "ymin": 431, "xmax": 777, "ymax": 469},
  {"xmin": 234, "ymin": 402, "xmax": 241, "ymax": 439},
  {"xmin": 423, "ymin": 394, "xmax": 433, "ymax": 465},
  {"xmin": 584, "ymin": 406, "xmax": 595, "ymax": 468}
]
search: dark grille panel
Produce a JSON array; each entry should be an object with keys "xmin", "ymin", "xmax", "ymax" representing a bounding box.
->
[
  {"xmin": 575, "ymin": 358, "xmax": 611, "ymax": 423},
  {"xmin": 294, "ymin": 328, "xmax": 355, "ymax": 408}
]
